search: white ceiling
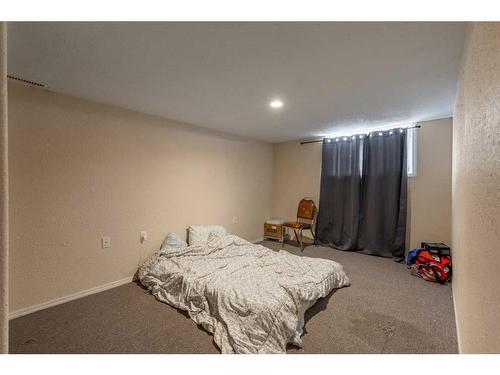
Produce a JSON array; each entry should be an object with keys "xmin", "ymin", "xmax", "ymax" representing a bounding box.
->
[{"xmin": 7, "ymin": 22, "xmax": 465, "ymax": 143}]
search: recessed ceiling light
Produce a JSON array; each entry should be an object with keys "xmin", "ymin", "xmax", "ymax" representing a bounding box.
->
[{"xmin": 269, "ymin": 99, "xmax": 284, "ymax": 109}]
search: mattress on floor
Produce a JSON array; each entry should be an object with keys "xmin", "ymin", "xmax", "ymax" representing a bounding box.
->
[{"xmin": 138, "ymin": 233, "xmax": 350, "ymax": 353}]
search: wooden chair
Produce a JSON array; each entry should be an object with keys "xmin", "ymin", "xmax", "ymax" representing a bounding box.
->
[{"xmin": 282, "ymin": 198, "xmax": 317, "ymax": 250}]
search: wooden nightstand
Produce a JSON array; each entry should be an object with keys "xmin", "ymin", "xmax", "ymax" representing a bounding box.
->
[{"xmin": 264, "ymin": 220, "xmax": 288, "ymax": 243}]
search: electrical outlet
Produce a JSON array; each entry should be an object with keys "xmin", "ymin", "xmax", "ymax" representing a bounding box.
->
[
  {"xmin": 232, "ymin": 216, "xmax": 238, "ymax": 224},
  {"xmin": 140, "ymin": 231, "xmax": 148, "ymax": 243},
  {"xmin": 101, "ymin": 236, "xmax": 111, "ymax": 249}
]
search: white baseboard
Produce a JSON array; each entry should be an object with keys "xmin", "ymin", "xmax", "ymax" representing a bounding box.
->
[
  {"xmin": 452, "ymin": 283, "xmax": 462, "ymax": 353},
  {"xmin": 10, "ymin": 238, "xmax": 264, "ymax": 320},
  {"xmin": 9, "ymin": 276, "xmax": 134, "ymax": 320}
]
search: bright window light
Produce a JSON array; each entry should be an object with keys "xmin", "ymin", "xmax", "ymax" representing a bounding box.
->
[
  {"xmin": 324, "ymin": 123, "xmax": 418, "ymax": 177},
  {"xmin": 407, "ymin": 127, "xmax": 417, "ymax": 177},
  {"xmin": 269, "ymin": 99, "xmax": 283, "ymax": 109}
]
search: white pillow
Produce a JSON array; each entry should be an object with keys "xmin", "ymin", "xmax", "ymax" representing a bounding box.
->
[
  {"xmin": 160, "ymin": 232, "xmax": 188, "ymax": 250},
  {"xmin": 188, "ymin": 225, "xmax": 227, "ymax": 246}
]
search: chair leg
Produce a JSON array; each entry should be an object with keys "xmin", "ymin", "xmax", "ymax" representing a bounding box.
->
[
  {"xmin": 310, "ymin": 228, "xmax": 317, "ymax": 246},
  {"xmin": 293, "ymin": 229, "xmax": 300, "ymax": 245},
  {"xmin": 298, "ymin": 228, "xmax": 304, "ymax": 250},
  {"xmin": 281, "ymin": 227, "xmax": 285, "ymax": 248}
]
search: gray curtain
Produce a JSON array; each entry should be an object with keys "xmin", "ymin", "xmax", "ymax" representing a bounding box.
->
[
  {"xmin": 316, "ymin": 129, "xmax": 408, "ymax": 261},
  {"xmin": 358, "ymin": 130, "xmax": 408, "ymax": 260},
  {"xmin": 316, "ymin": 136, "xmax": 365, "ymax": 250}
]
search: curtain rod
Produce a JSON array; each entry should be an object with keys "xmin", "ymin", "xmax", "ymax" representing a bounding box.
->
[{"xmin": 300, "ymin": 124, "xmax": 421, "ymax": 145}]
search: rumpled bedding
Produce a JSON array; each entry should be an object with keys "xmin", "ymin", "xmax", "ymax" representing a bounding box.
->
[{"xmin": 138, "ymin": 233, "xmax": 350, "ymax": 353}]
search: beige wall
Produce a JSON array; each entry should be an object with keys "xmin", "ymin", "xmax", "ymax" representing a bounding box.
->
[
  {"xmin": 8, "ymin": 83, "xmax": 273, "ymax": 313},
  {"xmin": 272, "ymin": 139, "xmax": 322, "ymax": 231},
  {"xmin": 0, "ymin": 22, "xmax": 8, "ymax": 353},
  {"xmin": 272, "ymin": 118, "xmax": 453, "ymax": 248},
  {"xmin": 408, "ymin": 118, "xmax": 452, "ymax": 249},
  {"xmin": 452, "ymin": 23, "xmax": 500, "ymax": 353}
]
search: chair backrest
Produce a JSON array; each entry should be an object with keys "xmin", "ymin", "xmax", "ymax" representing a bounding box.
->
[{"xmin": 297, "ymin": 198, "xmax": 316, "ymax": 222}]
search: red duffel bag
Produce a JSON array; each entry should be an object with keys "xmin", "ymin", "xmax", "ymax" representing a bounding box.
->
[{"xmin": 412, "ymin": 250, "xmax": 452, "ymax": 284}]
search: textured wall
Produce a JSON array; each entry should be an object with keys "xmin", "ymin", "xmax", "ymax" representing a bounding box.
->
[
  {"xmin": 9, "ymin": 83, "xmax": 273, "ymax": 313},
  {"xmin": 0, "ymin": 22, "xmax": 8, "ymax": 354},
  {"xmin": 452, "ymin": 23, "xmax": 500, "ymax": 353},
  {"xmin": 272, "ymin": 118, "xmax": 453, "ymax": 248}
]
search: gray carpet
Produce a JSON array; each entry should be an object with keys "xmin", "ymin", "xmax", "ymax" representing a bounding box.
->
[{"xmin": 10, "ymin": 240, "xmax": 458, "ymax": 353}]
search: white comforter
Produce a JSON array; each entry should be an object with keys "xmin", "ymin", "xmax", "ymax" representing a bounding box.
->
[{"xmin": 138, "ymin": 234, "xmax": 350, "ymax": 353}]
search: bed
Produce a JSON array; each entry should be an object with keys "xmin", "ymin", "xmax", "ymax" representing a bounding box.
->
[{"xmin": 138, "ymin": 226, "xmax": 350, "ymax": 353}]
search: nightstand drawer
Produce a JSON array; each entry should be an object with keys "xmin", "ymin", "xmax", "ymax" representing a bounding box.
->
[{"xmin": 264, "ymin": 222, "xmax": 284, "ymax": 239}]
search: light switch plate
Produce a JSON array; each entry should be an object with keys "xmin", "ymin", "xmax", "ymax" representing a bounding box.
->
[
  {"xmin": 140, "ymin": 231, "xmax": 147, "ymax": 243},
  {"xmin": 102, "ymin": 236, "xmax": 111, "ymax": 248}
]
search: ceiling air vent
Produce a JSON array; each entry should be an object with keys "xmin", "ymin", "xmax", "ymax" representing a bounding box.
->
[{"xmin": 8, "ymin": 75, "xmax": 46, "ymax": 88}]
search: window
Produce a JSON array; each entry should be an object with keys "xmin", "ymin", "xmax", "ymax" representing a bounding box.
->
[
  {"xmin": 324, "ymin": 124, "xmax": 417, "ymax": 177},
  {"xmin": 407, "ymin": 126, "xmax": 417, "ymax": 177}
]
